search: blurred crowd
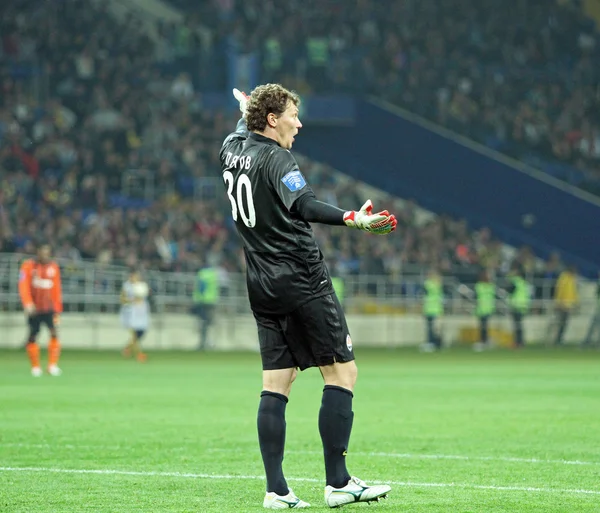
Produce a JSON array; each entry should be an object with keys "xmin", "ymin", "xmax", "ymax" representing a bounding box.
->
[
  {"xmin": 0, "ymin": 0, "xmax": 226, "ymax": 271},
  {"xmin": 0, "ymin": 0, "xmax": 583, "ymax": 283},
  {"xmin": 167, "ymin": 0, "xmax": 600, "ymax": 193}
]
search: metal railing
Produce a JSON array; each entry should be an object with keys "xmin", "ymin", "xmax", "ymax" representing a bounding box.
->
[{"xmin": 1, "ymin": 253, "xmax": 592, "ymax": 316}]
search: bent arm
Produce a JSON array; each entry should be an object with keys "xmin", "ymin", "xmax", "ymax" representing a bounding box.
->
[
  {"xmin": 221, "ymin": 118, "xmax": 249, "ymax": 153},
  {"xmin": 234, "ymin": 117, "xmax": 249, "ymax": 137},
  {"xmin": 53, "ymin": 266, "xmax": 63, "ymax": 313},
  {"xmin": 19, "ymin": 264, "xmax": 33, "ymax": 309}
]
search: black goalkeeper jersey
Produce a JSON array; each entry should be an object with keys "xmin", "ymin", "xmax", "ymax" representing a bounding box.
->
[{"xmin": 219, "ymin": 119, "xmax": 334, "ymax": 314}]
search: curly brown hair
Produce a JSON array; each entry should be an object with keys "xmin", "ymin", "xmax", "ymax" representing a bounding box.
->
[{"xmin": 245, "ymin": 83, "xmax": 300, "ymax": 132}]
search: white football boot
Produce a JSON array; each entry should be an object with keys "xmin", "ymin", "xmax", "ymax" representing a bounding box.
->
[
  {"xmin": 47, "ymin": 365, "xmax": 62, "ymax": 376},
  {"xmin": 31, "ymin": 367, "xmax": 42, "ymax": 377},
  {"xmin": 325, "ymin": 476, "xmax": 391, "ymax": 508},
  {"xmin": 263, "ymin": 488, "xmax": 310, "ymax": 509}
]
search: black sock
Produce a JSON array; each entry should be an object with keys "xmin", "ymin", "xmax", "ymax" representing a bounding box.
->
[
  {"xmin": 257, "ymin": 391, "xmax": 289, "ymax": 495},
  {"xmin": 319, "ymin": 385, "xmax": 354, "ymax": 488}
]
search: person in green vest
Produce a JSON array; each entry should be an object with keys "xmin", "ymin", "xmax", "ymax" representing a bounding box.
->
[
  {"xmin": 421, "ymin": 269, "xmax": 444, "ymax": 351},
  {"xmin": 331, "ymin": 276, "xmax": 345, "ymax": 309},
  {"xmin": 473, "ymin": 269, "xmax": 497, "ymax": 351},
  {"xmin": 193, "ymin": 265, "xmax": 220, "ymax": 350},
  {"xmin": 505, "ymin": 265, "xmax": 531, "ymax": 348},
  {"xmin": 582, "ymin": 271, "xmax": 600, "ymax": 347},
  {"xmin": 305, "ymin": 31, "xmax": 329, "ymax": 91},
  {"xmin": 263, "ymin": 37, "xmax": 282, "ymax": 82},
  {"xmin": 459, "ymin": 269, "xmax": 496, "ymax": 351}
]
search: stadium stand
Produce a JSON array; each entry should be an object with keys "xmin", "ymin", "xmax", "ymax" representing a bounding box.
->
[
  {"xmin": 0, "ymin": 0, "xmax": 587, "ymax": 288},
  {"xmin": 162, "ymin": 0, "xmax": 600, "ymax": 195}
]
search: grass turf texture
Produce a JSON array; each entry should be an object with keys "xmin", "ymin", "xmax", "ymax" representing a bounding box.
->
[{"xmin": 1, "ymin": 347, "xmax": 599, "ymax": 512}]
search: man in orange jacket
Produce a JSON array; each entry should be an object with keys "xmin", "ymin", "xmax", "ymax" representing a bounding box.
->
[{"xmin": 19, "ymin": 242, "xmax": 63, "ymax": 376}]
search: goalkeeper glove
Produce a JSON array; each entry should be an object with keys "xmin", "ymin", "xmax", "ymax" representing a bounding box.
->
[
  {"xmin": 343, "ymin": 200, "xmax": 397, "ymax": 234},
  {"xmin": 233, "ymin": 88, "xmax": 249, "ymax": 115}
]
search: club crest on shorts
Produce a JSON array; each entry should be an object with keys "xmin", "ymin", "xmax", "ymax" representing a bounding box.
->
[{"xmin": 346, "ymin": 334, "xmax": 353, "ymax": 351}]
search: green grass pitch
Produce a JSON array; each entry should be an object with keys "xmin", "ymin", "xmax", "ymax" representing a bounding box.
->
[{"xmin": 1, "ymin": 347, "xmax": 600, "ymax": 512}]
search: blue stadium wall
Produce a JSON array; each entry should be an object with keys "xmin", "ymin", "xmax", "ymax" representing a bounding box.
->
[{"xmin": 294, "ymin": 100, "xmax": 600, "ymax": 276}]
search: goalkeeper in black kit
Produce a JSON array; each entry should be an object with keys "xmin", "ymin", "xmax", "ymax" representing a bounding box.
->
[{"xmin": 220, "ymin": 84, "xmax": 397, "ymax": 509}]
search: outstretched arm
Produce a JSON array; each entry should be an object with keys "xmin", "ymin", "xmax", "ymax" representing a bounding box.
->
[
  {"xmin": 293, "ymin": 194, "xmax": 346, "ymax": 225},
  {"xmin": 294, "ymin": 195, "xmax": 397, "ymax": 234},
  {"xmin": 18, "ymin": 262, "xmax": 34, "ymax": 313}
]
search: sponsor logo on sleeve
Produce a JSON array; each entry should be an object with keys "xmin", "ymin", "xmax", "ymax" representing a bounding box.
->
[{"xmin": 281, "ymin": 170, "xmax": 307, "ymax": 192}]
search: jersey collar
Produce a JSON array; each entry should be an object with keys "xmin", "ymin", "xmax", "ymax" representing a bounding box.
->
[{"xmin": 249, "ymin": 132, "xmax": 280, "ymax": 146}]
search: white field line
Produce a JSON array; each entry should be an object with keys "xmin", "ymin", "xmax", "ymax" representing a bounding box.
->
[
  {"xmin": 209, "ymin": 447, "xmax": 600, "ymax": 467},
  {"xmin": 1, "ymin": 442, "xmax": 123, "ymax": 450},
  {"xmin": 0, "ymin": 466, "xmax": 598, "ymax": 496},
  {"xmin": 3, "ymin": 443, "xmax": 600, "ymax": 467}
]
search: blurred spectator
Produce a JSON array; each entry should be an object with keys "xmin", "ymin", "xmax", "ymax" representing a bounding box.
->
[
  {"xmin": 552, "ymin": 265, "xmax": 579, "ymax": 344},
  {"xmin": 581, "ymin": 271, "xmax": 600, "ymax": 346},
  {"xmin": 171, "ymin": 72, "xmax": 194, "ymax": 101}
]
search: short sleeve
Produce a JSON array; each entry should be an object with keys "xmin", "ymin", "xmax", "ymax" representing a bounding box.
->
[{"xmin": 268, "ymin": 149, "xmax": 313, "ymax": 211}]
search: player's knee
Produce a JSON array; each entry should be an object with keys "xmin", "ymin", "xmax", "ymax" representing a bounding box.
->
[
  {"xmin": 342, "ymin": 361, "xmax": 358, "ymax": 389},
  {"xmin": 349, "ymin": 361, "xmax": 358, "ymax": 384},
  {"xmin": 262, "ymin": 368, "xmax": 296, "ymax": 397},
  {"xmin": 321, "ymin": 360, "xmax": 358, "ymax": 391}
]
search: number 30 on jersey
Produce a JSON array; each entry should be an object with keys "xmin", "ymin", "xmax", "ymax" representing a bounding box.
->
[{"xmin": 223, "ymin": 171, "xmax": 256, "ymax": 228}]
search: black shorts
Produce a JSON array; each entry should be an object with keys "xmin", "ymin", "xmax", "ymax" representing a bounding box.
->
[
  {"xmin": 254, "ymin": 293, "xmax": 355, "ymax": 371},
  {"xmin": 28, "ymin": 312, "xmax": 55, "ymax": 338}
]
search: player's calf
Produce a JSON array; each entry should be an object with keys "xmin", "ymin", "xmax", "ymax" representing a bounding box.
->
[
  {"xmin": 46, "ymin": 336, "xmax": 62, "ymax": 375},
  {"xmin": 48, "ymin": 337, "xmax": 60, "ymax": 365},
  {"xmin": 26, "ymin": 342, "xmax": 41, "ymax": 377}
]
